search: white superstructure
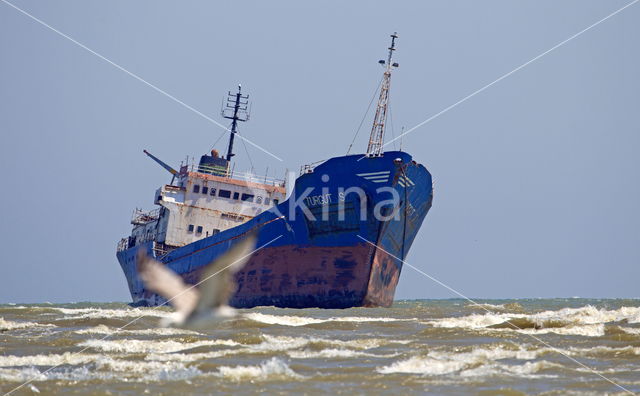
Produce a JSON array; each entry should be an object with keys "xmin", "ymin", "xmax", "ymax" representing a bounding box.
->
[{"xmin": 118, "ymin": 163, "xmax": 285, "ymax": 256}]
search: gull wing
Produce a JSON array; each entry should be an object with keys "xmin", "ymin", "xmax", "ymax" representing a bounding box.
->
[
  {"xmin": 136, "ymin": 250, "xmax": 199, "ymax": 315},
  {"xmin": 192, "ymin": 234, "xmax": 257, "ymax": 314}
]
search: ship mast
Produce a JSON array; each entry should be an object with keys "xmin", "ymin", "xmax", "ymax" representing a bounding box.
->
[
  {"xmin": 222, "ymin": 84, "xmax": 250, "ymax": 161},
  {"xmin": 366, "ymin": 32, "xmax": 399, "ymax": 157}
]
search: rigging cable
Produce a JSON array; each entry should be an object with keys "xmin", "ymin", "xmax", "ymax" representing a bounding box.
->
[
  {"xmin": 207, "ymin": 125, "xmax": 230, "ymax": 155},
  {"xmin": 388, "ymin": 88, "xmax": 397, "ymax": 150},
  {"xmin": 237, "ymin": 129, "xmax": 255, "ymax": 173},
  {"xmin": 346, "ymin": 76, "xmax": 383, "ymax": 155}
]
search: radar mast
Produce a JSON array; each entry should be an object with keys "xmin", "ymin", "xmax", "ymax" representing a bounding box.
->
[
  {"xmin": 366, "ymin": 32, "xmax": 399, "ymax": 156},
  {"xmin": 222, "ymin": 84, "xmax": 250, "ymax": 161}
]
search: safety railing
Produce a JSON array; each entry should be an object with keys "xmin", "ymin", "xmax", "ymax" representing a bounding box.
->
[
  {"xmin": 299, "ymin": 158, "xmax": 327, "ymax": 175},
  {"xmin": 183, "ymin": 163, "xmax": 285, "ymax": 187},
  {"xmin": 131, "ymin": 207, "xmax": 160, "ymax": 225}
]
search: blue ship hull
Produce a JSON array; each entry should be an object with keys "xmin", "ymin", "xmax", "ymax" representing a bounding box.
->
[{"xmin": 117, "ymin": 151, "xmax": 433, "ymax": 308}]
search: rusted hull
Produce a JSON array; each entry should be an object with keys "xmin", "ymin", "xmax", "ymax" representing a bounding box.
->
[
  {"xmin": 117, "ymin": 151, "xmax": 433, "ymax": 309},
  {"xmin": 127, "ymin": 244, "xmax": 407, "ymax": 309}
]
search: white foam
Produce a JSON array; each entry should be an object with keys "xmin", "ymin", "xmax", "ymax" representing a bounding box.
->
[
  {"xmin": 145, "ymin": 349, "xmax": 239, "ymax": 363},
  {"xmin": 467, "ymin": 303, "xmax": 508, "ymax": 311},
  {"xmin": 287, "ymin": 348, "xmax": 397, "ymax": 359},
  {"xmin": 424, "ymin": 305, "xmax": 640, "ymax": 336},
  {"xmin": 251, "ymin": 334, "xmax": 392, "ymax": 353},
  {"xmin": 500, "ymin": 360, "xmax": 562, "ymax": 375},
  {"xmin": 79, "ymin": 338, "xmax": 239, "ymax": 354},
  {"xmin": 517, "ymin": 324, "xmax": 606, "ymax": 337},
  {"xmin": 249, "ymin": 335, "xmax": 312, "ymax": 351},
  {"xmin": 0, "ymin": 354, "xmax": 206, "ymax": 383},
  {"xmin": 75, "ymin": 324, "xmax": 199, "ymax": 336},
  {"xmin": 243, "ymin": 312, "xmax": 414, "ymax": 327},
  {"xmin": 428, "ymin": 346, "xmax": 539, "ymax": 362},
  {"xmin": 0, "ymin": 352, "xmax": 198, "ymax": 373},
  {"xmin": 377, "ymin": 344, "xmax": 563, "ymax": 377},
  {"xmin": 0, "ymin": 352, "xmax": 99, "ymax": 367},
  {"xmin": 619, "ymin": 327, "xmax": 640, "ymax": 335},
  {"xmin": 460, "ymin": 360, "xmax": 562, "ymax": 378},
  {"xmin": 94, "ymin": 355, "xmax": 202, "ymax": 380},
  {"xmin": 426, "ymin": 313, "xmax": 507, "ymax": 329},
  {"xmin": 378, "ymin": 356, "xmax": 466, "ymax": 375},
  {"xmin": 377, "ymin": 341, "xmax": 640, "ymax": 379},
  {"xmin": 332, "ymin": 316, "xmax": 415, "ymax": 323},
  {"xmin": 0, "ymin": 366, "xmax": 97, "ymax": 382},
  {"xmin": 51, "ymin": 307, "xmax": 170, "ymax": 320},
  {"xmin": 567, "ymin": 345, "xmax": 640, "ymax": 357},
  {"xmin": 0, "ymin": 317, "xmax": 55, "ymax": 331},
  {"xmin": 214, "ymin": 357, "xmax": 302, "ymax": 381},
  {"xmin": 243, "ymin": 313, "xmax": 326, "ymax": 326},
  {"xmin": 142, "ymin": 334, "xmax": 400, "ymax": 361}
]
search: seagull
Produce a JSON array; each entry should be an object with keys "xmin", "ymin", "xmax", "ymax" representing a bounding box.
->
[{"xmin": 136, "ymin": 234, "xmax": 256, "ymax": 329}]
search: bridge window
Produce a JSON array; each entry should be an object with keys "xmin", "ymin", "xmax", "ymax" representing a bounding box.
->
[
  {"xmin": 273, "ymin": 199, "xmax": 279, "ymax": 205},
  {"xmin": 212, "ymin": 228, "xmax": 220, "ymax": 235},
  {"xmin": 196, "ymin": 226, "xmax": 203, "ymax": 234},
  {"xmin": 210, "ymin": 188, "xmax": 217, "ymax": 196},
  {"xmin": 218, "ymin": 189, "xmax": 231, "ymax": 198},
  {"xmin": 264, "ymin": 197, "xmax": 271, "ymax": 205},
  {"xmin": 241, "ymin": 193, "xmax": 254, "ymax": 202},
  {"xmin": 187, "ymin": 224, "xmax": 194, "ymax": 233},
  {"xmin": 202, "ymin": 186, "xmax": 209, "ymax": 195},
  {"xmin": 233, "ymin": 192, "xmax": 240, "ymax": 200},
  {"xmin": 193, "ymin": 185, "xmax": 200, "ymax": 193}
]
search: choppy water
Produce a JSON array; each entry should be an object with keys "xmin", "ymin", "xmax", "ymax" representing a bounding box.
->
[{"xmin": 1, "ymin": 299, "xmax": 639, "ymax": 395}]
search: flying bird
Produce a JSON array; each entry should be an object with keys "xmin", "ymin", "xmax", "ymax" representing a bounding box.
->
[{"xmin": 136, "ymin": 234, "xmax": 256, "ymax": 329}]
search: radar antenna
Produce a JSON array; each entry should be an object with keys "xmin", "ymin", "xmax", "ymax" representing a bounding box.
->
[
  {"xmin": 366, "ymin": 32, "xmax": 399, "ymax": 157},
  {"xmin": 222, "ymin": 84, "xmax": 250, "ymax": 161}
]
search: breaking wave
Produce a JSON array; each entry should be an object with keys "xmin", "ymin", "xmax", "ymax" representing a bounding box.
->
[
  {"xmin": 377, "ymin": 345, "xmax": 563, "ymax": 378},
  {"xmin": 74, "ymin": 324, "xmax": 199, "ymax": 336},
  {"xmin": 144, "ymin": 350, "xmax": 239, "ymax": 363},
  {"xmin": 50, "ymin": 307, "xmax": 170, "ymax": 320},
  {"xmin": 3, "ymin": 300, "xmax": 639, "ymax": 392},
  {"xmin": 252, "ymin": 334, "xmax": 399, "ymax": 352},
  {"xmin": 0, "ymin": 317, "xmax": 56, "ymax": 331},
  {"xmin": 619, "ymin": 326, "xmax": 640, "ymax": 335},
  {"xmin": 466, "ymin": 302, "xmax": 525, "ymax": 312},
  {"xmin": 0, "ymin": 352, "xmax": 100, "ymax": 367},
  {"xmin": 78, "ymin": 338, "xmax": 239, "ymax": 354},
  {"xmin": 0, "ymin": 358, "xmax": 204, "ymax": 382},
  {"xmin": 214, "ymin": 357, "xmax": 302, "ymax": 381},
  {"xmin": 424, "ymin": 305, "xmax": 640, "ymax": 336},
  {"xmin": 378, "ymin": 342, "xmax": 640, "ymax": 379},
  {"xmin": 243, "ymin": 312, "xmax": 414, "ymax": 327},
  {"xmin": 287, "ymin": 348, "xmax": 397, "ymax": 359}
]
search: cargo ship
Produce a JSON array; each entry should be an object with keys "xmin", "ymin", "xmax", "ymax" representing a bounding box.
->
[{"xmin": 116, "ymin": 33, "xmax": 434, "ymax": 308}]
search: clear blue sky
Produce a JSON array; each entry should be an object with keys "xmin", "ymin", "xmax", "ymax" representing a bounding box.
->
[{"xmin": 1, "ymin": 0, "xmax": 638, "ymax": 303}]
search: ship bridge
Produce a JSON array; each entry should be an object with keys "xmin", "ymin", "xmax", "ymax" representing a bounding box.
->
[
  {"xmin": 118, "ymin": 84, "xmax": 286, "ymax": 257},
  {"xmin": 118, "ymin": 155, "xmax": 285, "ymax": 256}
]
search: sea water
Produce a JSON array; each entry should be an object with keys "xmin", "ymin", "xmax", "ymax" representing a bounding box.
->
[{"xmin": 1, "ymin": 299, "xmax": 639, "ymax": 395}]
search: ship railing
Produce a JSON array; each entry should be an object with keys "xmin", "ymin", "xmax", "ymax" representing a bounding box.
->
[
  {"xmin": 299, "ymin": 159, "xmax": 326, "ymax": 175},
  {"xmin": 184, "ymin": 164, "xmax": 286, "ymax": 187},
  {"xmin": 300, "ymin": 164, "xmax": 314, "ymax": 174},
  {"xmin": 131, "ymin": 207, "xmax": 160, "ymax": 225},
  {"xmin": 152, "ymin": 241, "xmax": 170, "ymax": 259},
  {"xmin": 117, "ymin": 237, "xmax": 129, "ymax": 252}
]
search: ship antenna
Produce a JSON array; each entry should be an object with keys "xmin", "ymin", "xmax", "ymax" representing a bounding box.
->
[
  {"xmin": 221, "ymin": 84, "xmax": 250, "ymax": 161},
  {"xmin": 366, "ymin": 32, "xmax": 399, "ymax": 157}
]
